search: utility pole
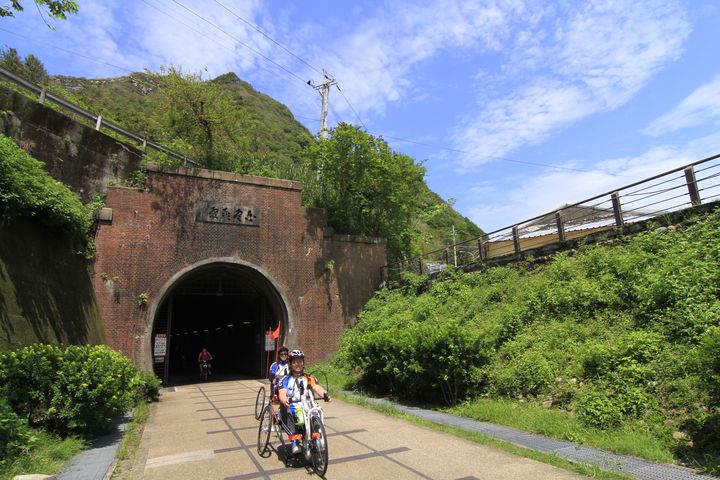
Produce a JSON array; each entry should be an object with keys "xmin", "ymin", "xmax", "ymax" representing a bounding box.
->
[
  {"xmin": 308, "ymin": 69, "xmax": 336, "ymax": 138},
  {"xmin": 452, "ymin": 225, "xmax": 458, "ymax": 267}
]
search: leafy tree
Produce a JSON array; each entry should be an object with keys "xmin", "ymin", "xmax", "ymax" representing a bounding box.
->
[
  {"xmin": 0, "ymin": 0, "xmax": 78, "ymax": 21},
  {"xmin": 0, "ymin": 47, "xmax": 24, "ymax": 76},
  {"xmin": 0, "ymin": 48, "xmax": 49, "ymax": 84},
  {"xmin": 149, "ymin": 67, "xmax": 255, "ymax": 172},
  {"xmin": 303, "ymin": 123, "xmax": 426, "ymax": 260},
  {"xmin": 22, "ymin": 54, "xmax": 48, "ymax": 83}
]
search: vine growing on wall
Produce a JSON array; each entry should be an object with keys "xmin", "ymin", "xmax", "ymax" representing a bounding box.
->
[{"xmin": 0, "ymin": 134, "xmax": 101, "ymax": 252}]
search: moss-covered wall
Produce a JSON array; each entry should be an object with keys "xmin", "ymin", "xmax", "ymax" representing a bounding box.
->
[
  {"xmin": 0, "ymin": 86, "xmax": 144, "ymax": 350},
  {"xmin": 0, "ymin": 218, "xmax": 106, "ymax": 350}
]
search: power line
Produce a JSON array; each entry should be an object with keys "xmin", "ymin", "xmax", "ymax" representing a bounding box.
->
[
  {"xmin": 155, "ymin": 0, "xmax": 354, "ymax": 137},
  {"xmin": 328, "ymin": 79, "xmax": 602, "ymax": 175},
  {"xmin": 315, "ymin": 84, "xmax": 603, "ymax": 175},
  {"xmin": 200, "ymin": 1, "xmax": 371, "ymax": 136},
  {"xmin": 141, "ymin": 0, "xmax": 233, "ymax": 48},
  {"xmin": 210, "ymin": 0, "xmax": 323, "ymax": 77},
  {"xmin": 0, "ymin": 23, "xmax": 609, "ymax": 176},
  {"xmin": 148, "ymin": 4, "xmax": 352, "ymax": 174},
  {"xmin": 0, "ymin": 27, "xmax": 134, "ymax": 75},
  {"xmin": 1, "ymin": 22, "xmax": 328, "ymax": 138},
  {"xmin": 169, "ymin": 0, "xmax": 311, "ymax": 87},
  {"xmin": 294, "ymin": 113, "xmax": 321, "ymax": 122},
  {"xmin": 139, "ymin": 0, "xmax": 281, "ymax": 80},
  {"xmin": 335, "ymin": 83, "xmax": 367, "ymax": 130},
  {"xmin": 300, "ymin": 75, "xmax": 603, "ymax": 175}
]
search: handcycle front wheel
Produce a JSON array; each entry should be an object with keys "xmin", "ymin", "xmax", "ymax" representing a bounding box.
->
[
  {"xmin": 254, "ymin": 386, "xmax": 266, "ymax": 420},
  {"xmin": 257, "ymin": 405, "xmax": 272, "ymax": 456},
  {"xmin": 309, "ymin": 414, "xmax": 328, "ymax": 476}
]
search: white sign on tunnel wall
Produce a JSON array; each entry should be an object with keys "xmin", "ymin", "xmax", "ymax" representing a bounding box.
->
[
  {"xmin": 196, "ymin": 201, "xmax": 261, "ymax": 226},
  {"xmin": 154, "ymin": 333, "xmax": 167, "ymax": 357}
]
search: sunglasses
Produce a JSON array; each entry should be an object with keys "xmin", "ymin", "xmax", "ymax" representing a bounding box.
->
[{"xmin": 280, "ymin": 352, "xmax": 288, "ymax": 356}]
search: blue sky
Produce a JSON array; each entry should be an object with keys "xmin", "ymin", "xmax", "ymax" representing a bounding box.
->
[{"xmin": 2, "ymin": 0, "xmax": 720, "ymax": 233}]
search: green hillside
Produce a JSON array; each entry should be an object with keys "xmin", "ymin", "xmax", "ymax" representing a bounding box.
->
[
  {"xmin": 50, "ymin": 71, "xmax": 313, "ymax": 174},
  {"xmin": 335, "ymin": 207, "xmax": 720, "ymax": 473},
  {"xmin": 0, "ymin": 49, "xmax": 480, "ymax": 260}
]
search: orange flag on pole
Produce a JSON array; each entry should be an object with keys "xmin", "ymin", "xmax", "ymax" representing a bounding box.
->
[{"xmin": 269, "ymin": 323, "xmax": 281, "ymax": 339}]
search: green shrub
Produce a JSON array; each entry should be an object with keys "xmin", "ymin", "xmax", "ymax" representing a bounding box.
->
[
  {"xmin": 0, "ymin": 399, "xmax": 33, "ymax": 466},
  {"xmin": 695, "ymin": 326, "xmax": 720, "ymax": 403},
  {"xmin": 396, "ymin": 270, "xmax": 428, "ymax": 295},
  {"xmin": 490, "ymin": 351, "xmax": 554, "ymax": 398},
  {"xmin": 0, "ymin": 344, "xmax": 63, "ymax": 426},
  {"xmin": 662, "ymin": 375, "xmax": 705, "ymax": 411},
  {"xmin": 679, "ymin": 412, "xmax": 720, "ymax": 474},
  {"xmin": 0, "ymin": 135, "xmax": 93, "ymax": 240},
  {"xmin": 583, "ymin": 331, "xmax": 663, "ymax": 384},
  {"xmin": 576, "ymin": 387, "xmax": 623, "ymax": 429},
  {"xmin": 134, "ymin": 371, "xmax": 162, "ymax": 402},
  {"xmin": 0, "ymin": 344, "xmax": 141, "ymax": 435},
  {"xmin": 338, "ymin": 319, "xmax": 487, "ymax": 405}
]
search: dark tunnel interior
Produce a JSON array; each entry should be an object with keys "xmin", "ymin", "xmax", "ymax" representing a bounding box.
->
[{"xmin": 151, "ymin": 266, "xmax": 284, "ymax": 385}]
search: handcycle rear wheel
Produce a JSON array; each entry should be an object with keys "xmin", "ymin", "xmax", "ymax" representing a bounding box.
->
[
  {"xmin": 257, "ymin": 405, "xmax": 272, "ymax": 456},
  {"xmin": 254, "ymin": 386, "xmax": 266, "ymax": 420},
  {"xmin": 309, "ymin": 414, "xmax": 328, "ymax": 476}
]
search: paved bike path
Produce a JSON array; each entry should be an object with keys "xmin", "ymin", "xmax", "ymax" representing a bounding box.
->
[{"xmin": 128, "ymin": 379, "xmax": 584, "ymax": 479}]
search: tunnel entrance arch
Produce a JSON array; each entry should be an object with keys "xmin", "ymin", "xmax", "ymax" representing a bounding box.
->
[
  {"xmin": 149, "ymin": 260, "xmax": 290, "ymax": 385},
  {"xmin": 92, "ymin": 165, "xmax": 387, "ymax": 375}
]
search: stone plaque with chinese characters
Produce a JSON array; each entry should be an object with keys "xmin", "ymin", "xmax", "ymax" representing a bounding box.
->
[{"xmin": 196, "ymin": 202, "xmax": 261, "ymax": 226}]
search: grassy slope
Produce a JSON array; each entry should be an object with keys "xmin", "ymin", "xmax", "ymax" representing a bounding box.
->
[
  {"xmin": 334, "ymin": 207, "xmax": 720, "ymax": 472},
  {"xmin": 416, "ymin": 188, "xmax": 482, "ymax": 254}
]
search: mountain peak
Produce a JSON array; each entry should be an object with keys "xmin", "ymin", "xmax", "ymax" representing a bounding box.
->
[{"xmin": 214, "ymin": 72, "xmax": 242, "ymax": 84}]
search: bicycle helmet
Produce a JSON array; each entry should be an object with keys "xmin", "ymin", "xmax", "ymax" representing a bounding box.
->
[{"xmin": 288, "ymin": 349, "xmax": 304, "ymax": 361}]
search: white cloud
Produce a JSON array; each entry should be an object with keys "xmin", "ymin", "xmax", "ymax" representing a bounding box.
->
[
  {"xmin": 302, "ymin": 0, "xmax": 522, "ymax": 122},
  {"xmin": 452, "ymin": 82, "xmax": 594, "ymax": 165},
  {"xmin": 126, "ymin": 0, "xmax": 270, "ymax": 77},
  {"xmin": 644, "ymin": 76, "xmax": 720, "ymax": 135},
  {"xmin": 2, "ymin": 0, "xmax": 273, "ymax": 78},
  {"xmin": 453, "ymin": 0, "xmax": 690, "ymax": 168}
]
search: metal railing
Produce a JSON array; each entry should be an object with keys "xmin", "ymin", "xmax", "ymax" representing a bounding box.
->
[
  {"xmin": 0, "ymin": 66, "xmax": 200, "ymax": 166},
  {"xmin": 387, "ymin": 152, "xmax": 720, "ymax": 278}
]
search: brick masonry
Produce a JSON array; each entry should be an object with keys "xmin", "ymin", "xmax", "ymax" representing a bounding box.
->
[{"xmin": 92, "ymin": 164, "xmax": 386, "ymax": 371}]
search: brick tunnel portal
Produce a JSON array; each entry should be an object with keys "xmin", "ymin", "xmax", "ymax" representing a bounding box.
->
[{"xmin": 151, "ymin": 263, "xmax": 287, "ymax": 385}]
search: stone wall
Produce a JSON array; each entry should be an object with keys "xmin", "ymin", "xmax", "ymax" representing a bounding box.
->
[
  {"xmin": 0, "ymin": 219, "xmax": 106, "ymax": 350},
  {"xmin": 0, "ymin": 87, "xmax": 143, "ymax": 202}
]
